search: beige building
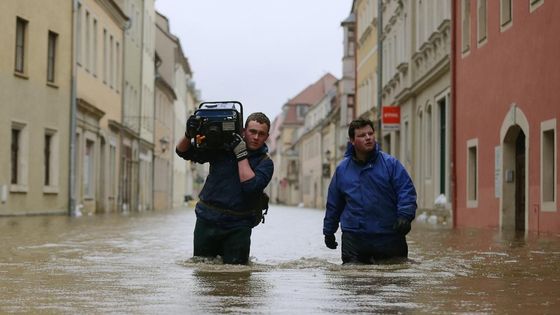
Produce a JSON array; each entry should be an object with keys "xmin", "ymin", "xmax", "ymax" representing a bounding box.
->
[
  {"xmin": 138, "ymin": 0, "xmax": 156, "ymax": 211},
  {"xmin": 354, "ymin": 0, "xmax": 378, "ymax": 121},
  {"xmin": 172, "ymin": 44, "xmax": 195, "ymax": 208},
  {"xmin": 296, "ymin": 87, "xmax": 337, "ymax": 208},
  {"xmin": 154, "ymin": 13, "xmax": 178, "ymax": 210},
  {"xmin": 271, "ymin": 73, "xmax": 337, "ymax": 206},
  {"xmin": 380, "ymin": 0, "xmax": 452, "ymax": 219},
  {"xmin": 115, "ymin": 0, "xmax": 144, "ymax": 212},
  {"xmin": 74, "ymin": 0, "xmax": 128, "ymax": 214},
  {"xmin": 1, "ymin": 0, "xmax": 73, "ymax": 215}
]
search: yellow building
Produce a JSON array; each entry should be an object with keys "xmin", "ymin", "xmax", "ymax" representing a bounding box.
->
[
  {"xmin": 74, "ymin": 0, "xmax": 128, "ymax": 214},
  {"xmin": 0, "ymin": 0, "xmax": 73, "ymax": 215}
]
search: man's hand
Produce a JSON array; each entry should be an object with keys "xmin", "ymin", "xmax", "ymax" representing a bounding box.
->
[
  {"xmin": 393, "ymin": 216, "xmax": 411, "ymax": 235},
  {"xmin": 185, "ymin": 115, "xmax": 200, "ymax": 138},
  {"xmin": 231, "ymin": 133, "xmax": 248, "ymax": 161},
  {"xmin": 324, "ymin": 234, "xmax": 338, "ymax": 249}
]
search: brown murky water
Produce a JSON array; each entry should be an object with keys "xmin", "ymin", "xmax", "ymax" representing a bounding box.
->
[{"xmin": 1, "ymin": 205, "xmax": 559, "ymax": 314}]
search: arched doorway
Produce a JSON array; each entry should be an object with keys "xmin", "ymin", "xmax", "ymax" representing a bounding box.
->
[{"xmin": 502, "ymin": 126, "xmax": 527, "ymax": 231}]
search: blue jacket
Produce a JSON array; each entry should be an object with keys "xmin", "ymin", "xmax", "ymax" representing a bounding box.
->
[
  {"xmin": 177, "ymin": 143, "xmax": 273, "ymax": 227},
  {"xmin": 323, "ymin": 142, "xmax": 417, "ymax": 235}
]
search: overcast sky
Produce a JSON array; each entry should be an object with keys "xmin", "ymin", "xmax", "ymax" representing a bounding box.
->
[{"xmin": 155, "ymin": 0, "xmax": 352, "ymax": 121}]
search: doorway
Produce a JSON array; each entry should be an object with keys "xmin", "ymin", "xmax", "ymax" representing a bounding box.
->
[{"xmin": 502, "ymin": 125, "xmax": 527, "ymax": 231}]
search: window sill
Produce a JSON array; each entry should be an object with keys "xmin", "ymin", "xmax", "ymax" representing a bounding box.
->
[
  {"xmin": 10, "ymin": 184, "xmax": 28, "ymax": 193},
  {"xmin": 14, "ymin": 71, "xmax": 29, "ymax": 80},
  {"xmin": 466, "ymin": 200, "xmax": 478, "ymax": 208},
  {"xmin": 43, "ymin": 186, "xmax": 59, "ymax": 194},
  {"xmin": 541, "ymin": 201, "xmax": 557, "ymax": 212},
  {"xmin": 46, "ymin": 81, "xmax": 59, "ymax": 89}
]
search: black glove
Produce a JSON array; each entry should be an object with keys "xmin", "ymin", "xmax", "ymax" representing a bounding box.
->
[
  {"xmin": 393, "ymin": 216, "xmax": 411, "ymax": 235},
  {"xmin": 231, "ymin": 133, "xmax": 248, "ymax": 161},
  {"xmin": 185, "ymin": 115, "xmax": 200, "ymax": 138},
  {"xmin": 324, "ymin": 234, "xmax": 338, "ymax": 249}
]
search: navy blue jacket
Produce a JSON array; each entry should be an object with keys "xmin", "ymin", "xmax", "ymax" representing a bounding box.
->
[
  {"xmin": 323, "ymin": 142, "xmax": 417, "ymax": 235},
  {"xmin": 177, "ymin": 143, "xmax": 273, "ymax": 227}
]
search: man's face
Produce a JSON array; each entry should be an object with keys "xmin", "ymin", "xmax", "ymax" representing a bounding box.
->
[
  {"xmin": 243, "ymin": 120, "xmax": 269, "ymax": 150},
  {"xmin": 350, "ymin": 125, "xmax": 375, "ymax": 154}
]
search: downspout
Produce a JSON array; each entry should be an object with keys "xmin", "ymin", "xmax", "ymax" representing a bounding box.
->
[
  {"xmin": 137, "ymin": 0, "xmax": 146, "ymax": 211},
  {"xmin": 377, "ymin": 0, "xmax": 383, "ymax": 139},
  {"xmin": 451, "ymin": 0, "xmax": 458, "ymax": 228},
  {"xmin": 121, "ymin": 18, "xmax": 131, "ymax": 212},
  {"xmin": 69, "ymin": 0, "xmax": 79, "ymax": 216}
]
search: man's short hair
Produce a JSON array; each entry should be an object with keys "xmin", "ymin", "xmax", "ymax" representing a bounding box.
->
[
  {"xmin": 245, "ymin": 112, "xmax": 271, "ymax": 132},
  {"xmin": 348, "ymin": 119, "xmax": 375, "ymax": 139}
]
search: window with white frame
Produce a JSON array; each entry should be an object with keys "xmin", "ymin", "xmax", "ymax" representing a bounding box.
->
[
  {"xmin": 478, "ymin": 0, "xmax": 487, "ymax": 44},
  {"xmin": 461, "ymin": 0, "xmax": 471, "ymax": 54},
  {"xmin": 467, "ymin": 138, "xmax": 478, "ymax": 207},
  {"xmin": 500, "ymin": 0, "xmax": 512, "ymax": 28},
  {"xmin": 11, "ymin": 122, "xmax": 28, "ymax": 191},
  {"xmin": 541, "ymin": 119, "xmax": 556, "ymax": 211},
  {"xmin": 47, "ymin": 31, "xmax": 58, "ymax": 83},
  {"xmin": 15, "ymin": 17, "xmax": 28, "ymax": 74},
  {"xmin": 530, "ymin": 0, "xmax": 544, "ymax": 13}
]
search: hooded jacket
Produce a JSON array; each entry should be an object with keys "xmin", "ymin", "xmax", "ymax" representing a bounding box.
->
[
  {"xmin": 323, "ymin": 142, "xmax": 417, "ymax": 235},
  {"xmin": 177, "ymin": 143, "xmax": 273, "ymax": 227}
]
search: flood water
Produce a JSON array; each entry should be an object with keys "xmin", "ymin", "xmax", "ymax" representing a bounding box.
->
[{"xmin": 1, "ymin": 205, "xmax": 559, "ymax": 314}]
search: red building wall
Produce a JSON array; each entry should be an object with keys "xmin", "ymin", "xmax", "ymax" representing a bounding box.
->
[{"xmin": 453, "ymin": 0, "xmax": 560, "ymax": 233}]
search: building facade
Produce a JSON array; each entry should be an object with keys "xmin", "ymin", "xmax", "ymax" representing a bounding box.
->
[
  {"xmin": 74, "ymin": 0, "xmax": 128, "ymax": 214},
  {"xmin": 380, "ymin": 0, "xmax": 452, "ymax": 221},
  {"xmin": 453, "ymin": 0, "xmax": 559, "ymax": 233},
  {"xmin": 1, "ymin": 0, "xmax": 73, "ymax": 215}
]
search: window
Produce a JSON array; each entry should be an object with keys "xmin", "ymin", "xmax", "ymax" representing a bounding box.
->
[
  {"xmin": 85, "ymin": 10, "xmax": 90, "ymax": 71},
  {"xmin": 461, "ymin": 0, "xmax": 471, "ymax": 54},
  {"xmin": 11, "ymin": 129, "xmax": 20, "ymax": 184},
  {"xmin": 426, "ymin": 105, "xmax": 433, "ymax": 178},
  {"xmin": 11, "ymin": 122, "xmax": 28, "ymax": 191},
  {"xmin": 47, "ymin": 31, "xmax": 58, "ymax": 83},
  {"xmin": 77, "ymin": 3, "xmax": 82, "ymax": 64},
  {"xmin": 103, "ymin": 29, "xmax": 107, "ymax": 83},
  {"xmin": 84, "ymin": 140, "xmax": 95, "ymax": 198},
  {"xmin": 500, "ymin": 0, "xmax": 512, "ymax": 28},
  {"xmin": 477, "ymin": 0, "xmax": 487, "ymax": 44},
  {"xmin": 467, "ymin": 139, "xmax": 478, "ymax": 207},
  {"xmin": 44, "ymin": 134, "xmax": 52, "ymax": 185},
  {"xmin": 93, "ymin": 19, "xmax": 97, "ymax": 76},
  {"xmin": 530, "ymin": 0, "xmax": 544, "ymax": 13},
  {"xmin": 116, "ymin": 42, "xmax": 120, "ymax": 92},
  {"xmin": 541, "ymin": 119, "xmax": 556, "ymax": 211},
  {"xmin": 110, "ymin": 35, "xmax": 114, "ymax": 88},
  {"xmin": 15, "ymin": 17, "xmax": 28, "ymax": 73},
  {"xmin": 438, "ymin": 97, "xmax": 447, "ymax": 195}
]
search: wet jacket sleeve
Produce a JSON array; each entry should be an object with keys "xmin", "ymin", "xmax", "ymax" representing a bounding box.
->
[
  {"xmin": 391, "ymin": 158, "xmax": 417, "ymax": 221},
  {"xmin": 323, "ymin": 167, "xmax": 345, "ymax": 235},
  {"xmin": 175, "ymin": 146, "xmax": 211, "ymax": 164},
  {"xmin": 240, "ymin": 157, "xmax": 274, "ymax": 194}
]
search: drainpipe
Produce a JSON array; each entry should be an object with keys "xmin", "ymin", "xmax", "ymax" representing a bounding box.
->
[
  {"xmin": 69, "ymin": 0, "xmax": 79, "ymax": 216},
  {"xmin": 451, "ymin": 0, "xmax": 458, "ymax": 228},
  {"xmin": 377, "ymin": 0, "xmax": 383, "ymax": 139}
]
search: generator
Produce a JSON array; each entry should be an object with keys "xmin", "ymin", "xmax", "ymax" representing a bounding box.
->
[{"xmin": 188, "ymin": 101, "xmax": 243, "ymax": 151}]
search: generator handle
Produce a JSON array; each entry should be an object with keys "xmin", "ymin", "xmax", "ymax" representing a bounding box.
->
[{"xmin": 198, "ymin": 101, "xmax": 243, "ymax": 124}]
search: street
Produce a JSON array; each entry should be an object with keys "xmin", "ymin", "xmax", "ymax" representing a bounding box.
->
[{"xmin": 1, "ymin": 205, "xmax": 559, "ymax": 314}]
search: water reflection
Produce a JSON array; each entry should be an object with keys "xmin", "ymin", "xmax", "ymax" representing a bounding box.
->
[{"xmin": 0, "ymin": 206, "xmax": 558, "ymax": 313}]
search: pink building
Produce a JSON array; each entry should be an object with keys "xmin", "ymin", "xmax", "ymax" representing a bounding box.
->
[{"xmin": 452, "ymin": 0, "xmax": 559, "ymax": 233}]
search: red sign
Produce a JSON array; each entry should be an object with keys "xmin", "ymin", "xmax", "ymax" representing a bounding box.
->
[{"xmin": 382, "ymin": 106, "xmax": 400, "ymax": 131}]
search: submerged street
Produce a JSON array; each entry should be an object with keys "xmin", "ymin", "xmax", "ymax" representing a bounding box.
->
[{"xmin": 1, "ymin": 205, "xmax": 559, "ymax": 314}]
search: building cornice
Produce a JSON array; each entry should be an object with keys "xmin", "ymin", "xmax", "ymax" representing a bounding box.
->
[{"xmin": 96, "ymin": 0, "xmax": 129, "ymax": 29}]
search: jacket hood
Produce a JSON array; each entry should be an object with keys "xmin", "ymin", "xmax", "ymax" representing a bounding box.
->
[{"xmin": 344, "ymin": 141, "xmax": 380, "ymax": 162}]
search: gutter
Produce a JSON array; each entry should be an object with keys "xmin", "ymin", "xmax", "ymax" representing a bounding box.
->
[
  {"xmin": 69, "ymin": 0, "xmax": 79, "ymax": 216},
  {"xmin": 451, "ymin": 0, "xmax": 458, "ymax": 228}
]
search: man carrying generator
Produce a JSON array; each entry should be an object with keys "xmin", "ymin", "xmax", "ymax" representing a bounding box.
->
[{"xmin": 176, "ymin": 104, "xmax": 273, "ymax": 265}]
